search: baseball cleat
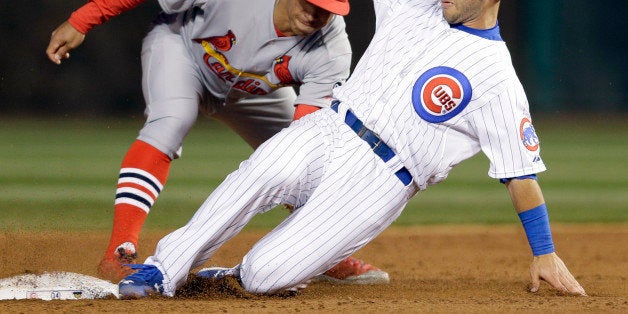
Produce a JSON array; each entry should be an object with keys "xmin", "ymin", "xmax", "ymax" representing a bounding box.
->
[
  {"xmin": 313, "ymin": 256, "xmax": 390, "ymax": 285},
  {"xmin": 118, "ymin": 264, "xmax": 164, "ymax": 299},
  {"xmin": 115, "ymin": 242, "xmax": 138, "ymax": 264},
  {"xmin": 196, "ymin": 267, "xmax": 239, "ymax": 280},
  {"xmin": 97, "ymin": 242, "xmax": 138, "ymax": 282}
]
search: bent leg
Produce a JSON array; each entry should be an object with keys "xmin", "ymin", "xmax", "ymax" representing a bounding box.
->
[
  {"xmin": 98, "ymin": 22, "xmax": 202, "ymax": 281},
  {"xmin": 138, "ymin": 22, "xmax": 203, "ymax": 159},
  {"xmin": 239, "ymin": 138, "xmax": 415, "ymax": 294},
  {"xmin": 219, "ymin": 89, "xmax": 389, "ymax": 284},
  {"xmin": 144, "ymin": 120, "xmax": 328, "ymax": 295}
]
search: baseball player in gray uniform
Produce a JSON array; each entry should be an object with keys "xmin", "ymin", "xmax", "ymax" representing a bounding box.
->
[
  {"xmin": 114, "ymin": 0, "xmax": 585, "ymax": 298},
  {"xmin": 46, "ymin": 0, "xmax": 389, "ymax": 285}
]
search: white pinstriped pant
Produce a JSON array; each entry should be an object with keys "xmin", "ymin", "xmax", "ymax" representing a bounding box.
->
[{"xmin": 145, "ymin": 106, "xmax": 418, "ymax": 295}]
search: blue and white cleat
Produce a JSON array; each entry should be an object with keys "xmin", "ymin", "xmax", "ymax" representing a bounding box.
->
[
  {"xmin": 196, "ymin": 267, "xmax": 238, "ymax": 280},
  {"xmin": 118, "ymin": 264, "xmax": 164, "ymax": 299}
]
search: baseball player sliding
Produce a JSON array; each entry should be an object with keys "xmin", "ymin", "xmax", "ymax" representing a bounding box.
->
[
  {"xmin": 46, "ymin": 0, "xmax": 390, "ymax": 285},
  {"xmin": 115, "ymin": 0, "xmax": 588, "ymax": 298}
]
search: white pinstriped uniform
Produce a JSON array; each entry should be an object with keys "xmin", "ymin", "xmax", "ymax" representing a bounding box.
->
[
  {"xmin": 336, "ymin": 0, "xmax": 546, "ymax": 188},
  {"xmin": 144, "ymin": 0, "xmax": 546, "ymax": 295}
]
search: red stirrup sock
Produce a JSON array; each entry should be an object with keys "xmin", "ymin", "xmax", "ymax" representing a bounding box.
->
[{"xmin": 103, "ymin": 140, "xmax": 171, "ymax": 259}]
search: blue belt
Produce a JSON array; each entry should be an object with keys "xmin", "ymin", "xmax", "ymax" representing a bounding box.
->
[{"xmin": 331, "ymin": 101, "xmax": 413, "ymax": 186}]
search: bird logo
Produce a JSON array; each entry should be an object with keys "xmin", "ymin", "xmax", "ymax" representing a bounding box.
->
[
  {"xmin": 274, "ymin": 55, "xmax": 296, "ymax": 84},
  {"xmin": 194, "ymin": 30, "xmax": 236, "ymax": 51}
]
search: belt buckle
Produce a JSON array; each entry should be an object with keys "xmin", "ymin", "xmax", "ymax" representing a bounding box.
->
[
  {"xmin": 371, "ymin": 137, "xmax": 383, "ymax": 151},
  {"xmin": 358, "ymin": 127, "xmax": 382, "ymax": 150},
  {"xmin": 356, "ymin": 127, "xmax": 367, "ymax": 137}
]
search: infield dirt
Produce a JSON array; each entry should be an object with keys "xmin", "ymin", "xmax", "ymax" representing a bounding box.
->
[{"xmin": 1, "ymin": 224, "xmax": 626, "ymax": 313}]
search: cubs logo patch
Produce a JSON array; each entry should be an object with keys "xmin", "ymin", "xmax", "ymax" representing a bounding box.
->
[
  {"xmin": 519, "ymin": 117, "xmax": 539, "ymax": 151},
  {"xmin": 412, "ymin": 66, "xmax": 472, "ymax": 123}
]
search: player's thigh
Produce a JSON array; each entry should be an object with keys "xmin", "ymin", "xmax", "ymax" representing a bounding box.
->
[
  {"xmin": 138, "ymin": 23, "xmax": 203, "ymax": 157},
  {"xmin": 213, "ymin": 87, "xmax": 296, "ymax": 149},
  {"xmin": 234, "ymin": 120, "xmax": 328, "ymax": 208}
]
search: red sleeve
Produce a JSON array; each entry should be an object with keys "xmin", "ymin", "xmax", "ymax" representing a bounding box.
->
[
  {"xmin": 293, "ymin": 104, "xmax": 321, "ymax": 121},
  {"xmin": 68, "ymin": 0, "xmax": 148, "ymax": 34}
]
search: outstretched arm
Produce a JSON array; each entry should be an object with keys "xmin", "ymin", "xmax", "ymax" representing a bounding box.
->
[
  {"xmin": 46, "ymin": 0, "xmax": 148, "ymax": 64},
  {"xmin": 504, "ymin": 178, "xmax": 587, "ymax": 296}
]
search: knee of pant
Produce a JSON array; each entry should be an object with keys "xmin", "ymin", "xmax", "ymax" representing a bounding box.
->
[
  {"xmin": 138, "ymin": 116, "xmax": 195, "ymax": 157},
  {"xmin": 239, "ymin": 260, "xmax": 299, "ymax": 294},
  {"xmin": 244, "ymin": 158, "xmax": 295, "ymax": 187}
]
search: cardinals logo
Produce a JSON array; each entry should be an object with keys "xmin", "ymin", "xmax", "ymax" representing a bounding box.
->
[
  {"xmin": 412, "ymin": 66, "xmax": 472, "ymax": 123},
  {"xmin": 274, "ymin": 55, "xmax": 296, "ymax": 84},
  {"xmin": 519, "ymin": 117, "xmax": 540, "ymax": 151},
  {"xmin": 194, "ymin": 30, "xmax": 236, "ymax": 51},
  {"xmin": 194, "ymin": 30, "xmax": 286, "ymax": 95}
]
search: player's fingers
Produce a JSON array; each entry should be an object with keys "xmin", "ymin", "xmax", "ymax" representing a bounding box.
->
[
  {"xmin": 46, "ymin": 38, "xmax": 71, "ymax": 64},
  {"xmin": 46, "ymin": 42, "xmax": 63, "ymax": 64},
  {"xmin": 531, "ymin": 267, "xmax": 569, "ymax": 294},
  {"xmin": 530, "ymin": 280, "xmax": 540, "ymax": 293},
  {"xmin": 529, "ymin": 269, "xmax": 541, "ymax": 293},
  {"xmin": 546, "ymin": 276, "xmax": 569, "ymax": 293},
  {"xmin": 54, "ymin": 47, "xmax": 72, "ymax": 64},
  {"xmin": 560, "ymin": 272, "xmax": 587, "ymax": 296},
  {"xmin": 48, "ymin": 53, "xmax": 62, "ymax": 65},
  {"xmin": 566, "ymin": 281, "xmax": 587, "ymax": 296},
  {"xmin": 554, "ymin": 258, "xmax": 587, "ymax": 296}
]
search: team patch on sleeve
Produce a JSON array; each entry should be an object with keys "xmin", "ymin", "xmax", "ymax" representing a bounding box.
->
[
  {"xmin": 411, "ymin": 66, "xmax": 472, "ymax": 123},
  {"xmin": 519, "ymin": 117, "xmax": 539, "ymax": 151}
]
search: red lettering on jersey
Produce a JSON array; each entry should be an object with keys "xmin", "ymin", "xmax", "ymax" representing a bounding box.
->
[
  {"xmin": 217, "ymin": 67, "xmax": 237, "ymax": 82},
  {"xmin": 233, "ymin": 79, "xmax": 268, "ymax": 95},
  {"xmin": 204, "ymin": 55, "xmax": 236, "ymax": 83}
]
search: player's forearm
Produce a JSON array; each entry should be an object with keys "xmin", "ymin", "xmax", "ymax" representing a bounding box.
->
[
  {"xmin": 504, "ymin": 177, "xmax": 545, "ymax": 213},
  {"xmin": 505, "ymin": 178, "xmax": 555, "ymax": 256},
  {"xmin": 69, "ymin": 0, "xmax": 148, "ymax": 34}
]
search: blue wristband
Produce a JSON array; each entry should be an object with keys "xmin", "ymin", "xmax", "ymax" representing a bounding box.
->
[{"xmin": 518, "ymin": 203, "xmax": 555, "ymax": 256}]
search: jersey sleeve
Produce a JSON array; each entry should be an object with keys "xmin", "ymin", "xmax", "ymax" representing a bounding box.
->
[
  {"xmin": 373, "ymin": 0, "xmax": 440, "ymax": 31},
  {"xmin": 295, "ymin": 55, "xmax": 351, "ymax": 108},
  {"xmin": 68, "ymin": 0, "xmax": 148, "ymax": 34},
  {"xmin": 294, "ymin": 18, "xmax": 352, "ymax": 108},
  {"xmin": 468, "ymin": 88, "xmax": 547, "ymax": 179}
]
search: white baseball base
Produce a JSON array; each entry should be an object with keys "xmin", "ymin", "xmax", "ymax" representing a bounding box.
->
[{"xmin": 0, "ymin": 272, "xmax": 119, "ymax": 300}]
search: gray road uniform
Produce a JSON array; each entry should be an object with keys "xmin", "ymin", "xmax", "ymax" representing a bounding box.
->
[{"xmin": 140, "ymin": 0, "xmax": 351, "ymax": 158}]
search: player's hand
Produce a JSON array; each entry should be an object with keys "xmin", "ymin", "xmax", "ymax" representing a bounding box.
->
[
  {"xmin": 529, "ymin": 252, "xmax": 587, "ymax": 296},
  {"xmin": 46, "ymin": 21, "xmax": 86, "ymax": 65}
]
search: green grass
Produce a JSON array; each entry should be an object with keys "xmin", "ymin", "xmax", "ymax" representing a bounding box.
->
[{"xmin": 0, "ymin": 115, "xmax": 626, "ymax": 231}]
